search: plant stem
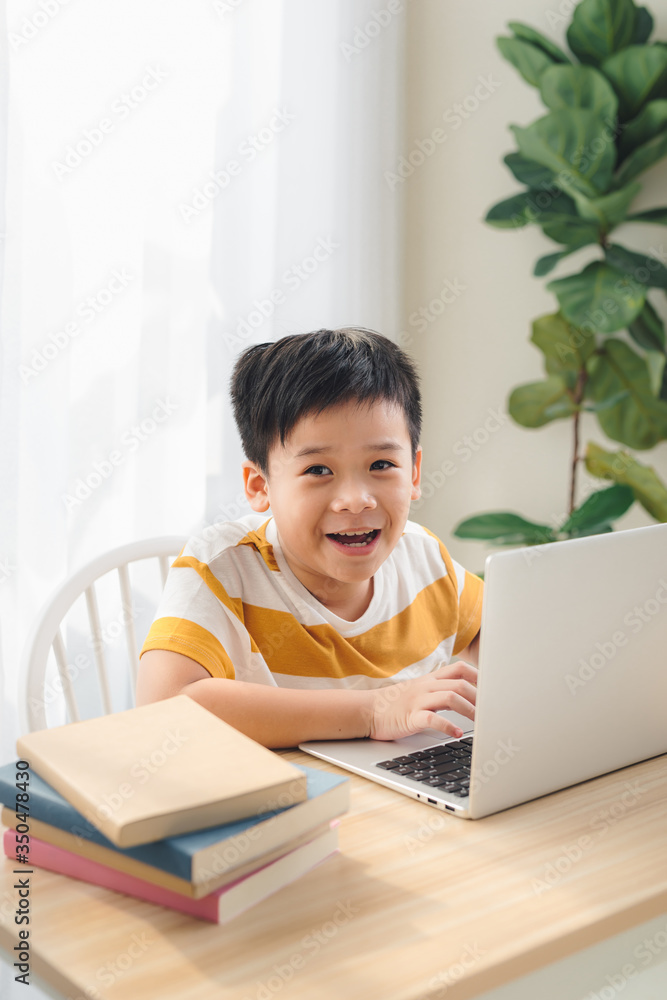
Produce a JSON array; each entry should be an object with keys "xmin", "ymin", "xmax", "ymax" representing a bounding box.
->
[
  {"xmin": 569, "ymin": 369, "xmax": 588, "ymax": 515},
  {"xmin": 569, "ymin": 415, "xmax": 580, "ymax": 515}
]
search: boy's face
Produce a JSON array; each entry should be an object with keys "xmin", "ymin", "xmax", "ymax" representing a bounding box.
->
[{"xmin": 243, "ymin": 398, "xmax": 421, "ymax": 611}]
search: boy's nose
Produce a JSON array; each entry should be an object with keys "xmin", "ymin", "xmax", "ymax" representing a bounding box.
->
[{"xmin": 331, "ymin": 483, "xmax": 377, "ymax": 514}]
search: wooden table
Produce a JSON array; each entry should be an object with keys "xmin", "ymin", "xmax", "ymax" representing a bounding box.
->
[{"xmin": 1, "ymin": 750, "xmax": 667, "ymax": 1000}]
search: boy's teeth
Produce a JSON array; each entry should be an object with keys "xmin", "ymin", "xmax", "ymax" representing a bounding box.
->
[{"xmin": 331, "ymin": 529, "xmax": 377, "ymax": 547}]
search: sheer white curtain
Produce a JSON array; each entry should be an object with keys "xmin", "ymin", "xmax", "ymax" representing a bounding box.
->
[{"xmin": 0, "ymin": 0, "xmax": 405, "ymax": 774}]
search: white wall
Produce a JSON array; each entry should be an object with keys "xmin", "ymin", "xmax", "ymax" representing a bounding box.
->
[{"xmin": 402, "ymin": 0, "xmax": 667, "ymax": 573}]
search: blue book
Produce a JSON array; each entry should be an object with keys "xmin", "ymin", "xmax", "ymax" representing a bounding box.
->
[{"xmin": 0, "ymin": 761, "xmax": 348, "ymax": 897}]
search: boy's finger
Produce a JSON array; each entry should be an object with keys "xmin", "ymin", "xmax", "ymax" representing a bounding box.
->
[
  {"xmin": 413, "ymin": 710, "xmax": 466, "ymax": 738},
  {"xmin": 434, "ymin": 662, "xmax": 478, "ymax": 685},
  {"xmin": 424, "ymin": 690, "xmax": 475, "ymax": 721},
  {"xmin": 436, "ymin": 678, "xmax": 477, "ymax": 705}
]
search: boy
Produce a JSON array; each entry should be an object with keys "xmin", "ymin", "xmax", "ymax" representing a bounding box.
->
[{"xmin": 137, "ymin": 328, "xmax": 482, "ymax": 747}]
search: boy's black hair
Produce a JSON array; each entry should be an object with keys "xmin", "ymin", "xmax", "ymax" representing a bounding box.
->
[{"xmin": 230, "ymin": 327, "xmax": 422, "ymax": 471}]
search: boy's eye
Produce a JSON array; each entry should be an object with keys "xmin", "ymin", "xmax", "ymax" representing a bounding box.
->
[
  {"xmin": 370, "ymin": 460, "xmax": 395, "ymax": 470},
  {"xmin": 304, "ymin": 465, "xmax": 332, "ymax": 476}
]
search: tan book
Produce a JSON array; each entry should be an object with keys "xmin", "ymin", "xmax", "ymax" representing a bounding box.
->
[{"xmin": 16, "ymin": 696, "xmax": 307, "ymax": 847}]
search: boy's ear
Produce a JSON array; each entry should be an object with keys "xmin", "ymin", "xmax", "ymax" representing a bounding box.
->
[
  {"xmin": 411, "ymin": 446, "xmax": 422, "ymax": 500},
  {"xmin": 242, "ymin": 460, "xmax": 271, "ymax": 512}
]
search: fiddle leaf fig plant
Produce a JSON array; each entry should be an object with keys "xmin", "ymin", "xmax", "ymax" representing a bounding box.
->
[{"xmin": 455, "ymin": 0, "xmax": 667, "ymax": 550}]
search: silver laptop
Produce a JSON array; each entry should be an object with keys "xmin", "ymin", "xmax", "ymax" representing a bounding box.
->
[{"xmin": 300, "ymin": 522, "xmax": 667, "ymax": 819}]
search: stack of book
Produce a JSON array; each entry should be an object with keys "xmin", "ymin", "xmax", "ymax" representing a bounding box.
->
[{"xmin": 0, "ymin": 696, "xmax": 348, "ymax": 923}]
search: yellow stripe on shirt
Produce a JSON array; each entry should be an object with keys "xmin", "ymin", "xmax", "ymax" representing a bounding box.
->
[
  {"xmin": 140, "ymin": 617, "xmax": 236, "ymax": 679},
  {"xmin": 242, "ymin": 572, "xmax": 462, "ymax": 679}
]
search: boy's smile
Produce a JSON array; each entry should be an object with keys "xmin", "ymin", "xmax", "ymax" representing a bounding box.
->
[
  {"xmin": 243, "ymin": 399, "xmax": 422, "ymax": 620},
  {"xmin": 326, "ymin": 528, "xmax": 381, "ymax": 553}
]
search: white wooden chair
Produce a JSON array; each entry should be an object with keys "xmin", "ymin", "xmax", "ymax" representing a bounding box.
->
[{"xmin": 19, "ymin": 536, "xmax": 187, "ymax": 734}]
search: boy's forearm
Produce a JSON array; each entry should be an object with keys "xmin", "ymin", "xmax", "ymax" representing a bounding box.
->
[{"xmin": 179, "ymin": 677, "xmax": 373, "ymax": 748}]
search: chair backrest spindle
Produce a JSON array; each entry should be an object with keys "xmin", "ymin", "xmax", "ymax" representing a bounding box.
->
[
  {"xmin": 118, "ymin": 563, "xmax": 139, "ymax": 696},
  {"xmin": 53, "ymin": 628, "xmax": 81, "ymax": 724},
  {"xmin": 20, "ymin": 536, "xmax": 187, "ymax": 733},
  {"xmin": 85, "ymin": 584, "xmax": 113, "ymax": 716}
]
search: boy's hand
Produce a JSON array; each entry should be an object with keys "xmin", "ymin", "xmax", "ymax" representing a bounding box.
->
[{"xmin": 367, "ymin": 662, "xmax": 477, "ymax": 742}]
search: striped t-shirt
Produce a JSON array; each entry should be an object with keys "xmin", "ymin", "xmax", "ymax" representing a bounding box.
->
[{"xmin": 140, "ymin": 514, "xmax": 483, "ymax": 690}]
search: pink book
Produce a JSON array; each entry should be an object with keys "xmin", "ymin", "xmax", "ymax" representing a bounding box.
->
[{"xmin": 3, "ymin": 826, "xmax": 338, "ymax": 924}]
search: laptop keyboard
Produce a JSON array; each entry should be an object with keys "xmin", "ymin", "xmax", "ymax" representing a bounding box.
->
[{"xmin": 375, "ymin": 737, "xmax": 473, "ymax": 797}]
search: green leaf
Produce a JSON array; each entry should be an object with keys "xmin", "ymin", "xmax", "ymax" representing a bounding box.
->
[
  {"xmin": 583, "ymin": 388, "xmax": 631, "ymax": 412},
  {"xmin": 645, "ymin": 350, "xmax": 667, "ymax": 395},
  {"xmin": 585, "ymin": 441, "xmax": 667, "ymax": 520},
  {"xmin": 571, "ymin": 181, "xmax": 641, "ymax": 232},
  {"xmin": 534, "ymin": 251, "xmax": 566, "ymax": 277},
  {"xmin": 453, "ymin": 512, "xmax": 556, "ymax": 545},
  {"xmin": 503, "ymin": 152, "xmax": 557, "ymax": 188},
  {"xmin": 565, "ymin": 522, "xmax": 615, "ymax": 537},
  {"xmin": 511, "ymin": 110, "xmax": 617, "ymax": 198},
  {"xmin": 602, "ymin": 45, "xmax": 667, "ymax": 121},
  {"xmin": 561, "ymin": 484, "xmax": 635, "ymax": 534},
  {"xmin": 539, "ymin": 64, "xmax": 618, "ymax": 121},
  {"xmin": 534, "ymin": 246, "xmax": 587, "ymax": 276},
  {"xmin": 497, "ymin": 37, "xmax": 556, "ymax": 87},
  {"xmin": 633, "ymin": 7, "xmax": 654, "ymax": 45},
  {"xmin": 604, "ymin": 243, "xmax": 667, "ymax": 290},
  {"xmin": 540, "ymin": 218, "xmax": 603, "ymax": 247},
  {"xmin": 533, "ymin": 189, "xmax": 582, "ymax": 217},
  {"xmin": 626, "ymin": 206, "xmax": 667, "ymax": 224},
  {"xmin": 485, "ymin": 191, "xmax": 539, "ymax": 229},
  {"xmin": 617, "ymin": 99, "xmax": 667, "ymax": 162},
  {"xmin": 587, "ymin": 339, "xmax": 667, "ymax": 448},
  {"xmin": 508, "ymin": 22, "xmax": 571, "ymax": 64},
  {"xmin": 657, "ymin": 361, "xmax": 667, "ymax": 400},
  {"xmin": 531, "ymin": 312, "xmax": 596, "ymax": 382},
  {"xmin": 509, "ymin": 375, "xmax": 577, "ymax": 427},
  {"xmin": 486, "ymin": 186, "xmax": 603, "ymax": 247},
  {"xmin": 485, "ymin": 188, "xmax": 583, "ymax": 230},
  {"xmin": 547, "ymin": 261, "xmax": 645, "ymax": 333},
  {"xmin": 615, "ymin": 129, "xmax": 667, "ymax": 185},
  {"xmin": 628, "ymin": 299, "xmax": 666, "ymax": 351},
  {"xmin": 566, "ymin": 0, "xmax": 636, "ymax": 67}
]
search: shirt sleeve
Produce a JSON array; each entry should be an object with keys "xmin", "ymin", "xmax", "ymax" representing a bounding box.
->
[{"xmin": 140, "ymin": 552, "xmax": 251, "ymax": 679}]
